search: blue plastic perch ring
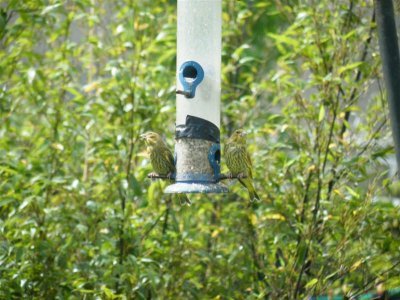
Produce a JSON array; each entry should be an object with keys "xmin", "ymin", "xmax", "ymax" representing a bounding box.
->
[{"xmin": 178, "ymin": 61, "xmax": 204, "ymax": 99}]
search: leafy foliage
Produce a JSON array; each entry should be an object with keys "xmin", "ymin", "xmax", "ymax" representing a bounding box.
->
[{"xmin": 0, "ymin": 0, "xmax": 399, "ymax": 299}]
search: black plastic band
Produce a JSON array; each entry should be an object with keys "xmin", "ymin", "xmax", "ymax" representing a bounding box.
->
[{"xmin": 176, "ymin": 115, "xmax": 220, "ymax": 143}]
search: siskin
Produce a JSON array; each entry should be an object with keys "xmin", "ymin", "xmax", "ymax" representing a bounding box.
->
[
  {"xmin": 225, "ymin": 129, "xmax": 260, "ymax": 202},
  {"xmin": 140, "ymin": 132, "xmax": 190, "ymax": 205}
]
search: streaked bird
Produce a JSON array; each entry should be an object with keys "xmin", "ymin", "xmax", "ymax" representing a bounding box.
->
[
  {"xmin": 141, "ymin": 132, "xmax": 175, "ymax": 177},
  {"xmin": 140, "ymin": 132, "xmax": 190, "ymax": 205},
  {"xmin": 225, "ymin": 129, "xmax": 260, "ymax": 201}
]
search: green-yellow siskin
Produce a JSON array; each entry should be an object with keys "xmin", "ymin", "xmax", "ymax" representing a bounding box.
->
[
  {"xmin": 225, "ymin": 129, "xmax": 260, "ymax": 202},
  {"xmin": 140, "ymin": 132, "xmax": 190, "ymax": 205},
  {"xmin": 141, "ymin": 132, "xmax": 175, "ymax": 177}
]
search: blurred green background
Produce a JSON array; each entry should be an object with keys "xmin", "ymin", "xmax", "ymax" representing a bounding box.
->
[{"xmin": 1, "ymin": 0, "xmax": 399, "ymax": 298}]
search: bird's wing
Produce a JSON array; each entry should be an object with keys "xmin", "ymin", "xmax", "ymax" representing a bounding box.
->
[
  {"xmin": 245, "ymin": 150, "xmax": 253, "ymax": 178},
  {"xmin": 164, "ymin": 147, "xmax": 176, "ymax": 172},
  {"xmin": 224, "ymin": 142, "xmax": 231, "ymax": 156}
]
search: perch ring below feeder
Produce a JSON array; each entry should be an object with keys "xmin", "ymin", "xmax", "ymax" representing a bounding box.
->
[{"xmin": 146, "ymin": 173, "xmax": 247, "ymax": 181}]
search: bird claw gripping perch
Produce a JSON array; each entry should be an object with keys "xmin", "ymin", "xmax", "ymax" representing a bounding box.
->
[
  {"xmin": 147, "ymin": 173, "xmax": 176, "ymax": 180},
  {"xmin": 236, "ymin": 172, "xmax": 245, "ymax": 179},
  {"xmin": 218, "ymin": 173, "xmax": 247, "ymax": 180}
]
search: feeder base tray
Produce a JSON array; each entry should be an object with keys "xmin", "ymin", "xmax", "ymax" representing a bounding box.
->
[{"xmin": 165, "ymin": 182, "xmax": 228, "ymax": 194}]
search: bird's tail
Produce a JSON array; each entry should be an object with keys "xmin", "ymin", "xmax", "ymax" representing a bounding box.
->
[
  {"xmin": 239, "ymin": 178, "xmax": 260, "ymax": 202},
  {"xmin": 250, "ymin": 190, "xmax": 260, "ymax": 202}
]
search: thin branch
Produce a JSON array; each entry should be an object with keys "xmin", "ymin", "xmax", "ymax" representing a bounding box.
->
[
  {"xmin": 326, "ymin": 10, "xmax": 376, "ymax": 202},
  {"xmin": 349, "ymin": 258, "xmax": 400, "ymax": 299},
  {"xmin": 245, "ymin": 207, "xmax": 270, "ymax": 293},
  {"xmin": 201, "ymin": 199, "xmax": 218, "ymax": 286},
  {"xmin": 116, "ymin": 6, "xmax": 144, "ymax": 292},
  {"xmin": 321, "ymin": 88, "xmax": 341, "ymax": 174},
  {"xmin": 294, "ymin": 4, "xmax": 368, "ymax": 296},
  {"xmin": 297, "ymin": 171, "xmax": 313, "ymax": 244},
  {"xmin": 356, "ymin": 118, "xmax": 387, "ymax": 157},
  {"xmin": 162, "ymin": 197, "xmax": 171, "ymax": 235},
  {"xmin": 294, "ymin": 239, "xmax": 311, "ymax": 299},
  {"xmin": 141, "ymin": 209, "xmax": 168, "ymax": 241},
  {"xmin": 293, "ymin": 108, "xmax": 322, "ymax": 299},
  {"xmin": 41, "ymin": 16, "xmax": 72, "ymax": 238},
  {"xmin": 339, "ymin": 10, "xmax": 375, "ymax": 139}
]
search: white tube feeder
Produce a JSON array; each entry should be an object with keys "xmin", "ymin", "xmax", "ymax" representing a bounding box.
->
[{"xmin": 165, "ymin": 0, "xmax": 228, "ymax": 194}]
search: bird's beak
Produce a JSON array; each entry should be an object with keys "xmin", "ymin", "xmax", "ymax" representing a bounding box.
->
[
  {"xmin": 140, "ymin": 133, "xmax": 147, "ymax": 140},
  {"xmin": 241, "ymin": 131, "xmax": 247, "ymax": 137}
]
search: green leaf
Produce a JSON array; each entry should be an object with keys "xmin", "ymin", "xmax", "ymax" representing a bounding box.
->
[
  {"xmin": 41, "ymin": 4, "xmax": 62, "ymax": 15},
  {"xmin": 318, "ymin": 105, "xmax": 325, "ymax": 122},
  {"xmin": 345, "ymin": 186, "xmax": 360, "ymax": 199},
  {"xmin": 101, "ymin": 285, "xmax": 117, "ymax": 299},
  {"xmin": 0, "ymin": 198, "xmax": 14, "ymax": 207},
  {"xmin": 305, "ymin": 278, "xmax": 318, "ymax": 289},
  {"xmin": 268, "ymin": 33, "xmax": 300, "ymax": 48},
  {"xmin": 338, "ymin": 62, "xmax": 363, "ymax": 75}
]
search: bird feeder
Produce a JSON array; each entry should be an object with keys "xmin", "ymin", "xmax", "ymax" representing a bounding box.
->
[
  {"xmin": 375, "ymin": 0, "xmax": 400, "ymax": 178},
  {"xmin": 165, "ymin": 0, "xmax": 228, "ymax": 193}
]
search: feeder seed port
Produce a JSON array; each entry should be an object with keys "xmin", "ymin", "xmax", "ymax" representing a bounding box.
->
[{"xmin": 177, "ymin": 61, "xmax": 204, "ymax": 99}]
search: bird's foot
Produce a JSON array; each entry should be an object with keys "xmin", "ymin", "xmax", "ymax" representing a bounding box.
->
[
  {"xmin": 237, "ymin": 172, "xmax": 245, "ymax": 179},
  {"xmin": 181, "ymin": 199, "xmax": 192, "ymax": 206},
  {"xmin": 226, "ymin": 172, "xmax": 234, "ymax": 179},
  {"xmin": 179, "ymin": 194, "xmax": 191, "ymax": 206},
  {"xmin": 166, "ymin": 172, "xmax": 174, "ymax": 180},
  {"xmin": 148, "ymin": 172, "xmax": 160, "ymax": 179}
]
